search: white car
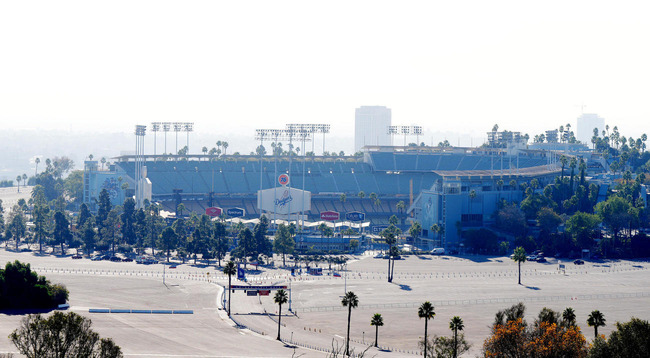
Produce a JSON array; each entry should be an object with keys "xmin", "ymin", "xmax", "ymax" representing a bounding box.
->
[{"xmin": 431, "ymin": 248, "xmax": 445, "ymax": 255}]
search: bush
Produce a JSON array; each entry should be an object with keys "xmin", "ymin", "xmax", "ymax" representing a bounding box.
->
[{"xmin": 0, "ymin": 260, "xmax": 69, "ymax": 309}]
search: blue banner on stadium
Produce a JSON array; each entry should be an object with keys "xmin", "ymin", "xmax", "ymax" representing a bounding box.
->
[
  {"xmin": 227, "ymin": 208, "xmax": 245, "ymax": 217},
  {"xmin": 345, "ymin": 211, "xmax": 365, "ymax": 221}
]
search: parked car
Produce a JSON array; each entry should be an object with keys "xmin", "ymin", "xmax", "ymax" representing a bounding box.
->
[
  {"xmin": 573, "ymin": 259, "xmax": 585, "ymax": 265},
  {"xmin": 109, "ymin": 256, "xmax": 122, "ymax": 262},
  {"xmin": 71, "ymin": 254, "xmax": 83, "ymax": 259},
  {"xmin": 536, "ymin": 257, "xmax": 547, "ymax": 263},
  {"xmin": 91, "ymin": 255, "xmax": 102, "ymax": 261},
  {"xmin": 122, "ymin": 257, "xmax": 133, "ymax": 262},
  {"xmin": 101, "ymin": 254, "xmax": 112, "ymax": 260},
  {"xmin": 431, "ymin": 248, "xmax": 445, "ymax": 255}
]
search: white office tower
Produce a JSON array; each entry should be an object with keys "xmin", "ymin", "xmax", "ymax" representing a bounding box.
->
[
  {"xmin": 577, "ymin": 113, "xmax": 605, "ymax": 145},
  {"xmin": 354, "ymin": 106, "xmax": 392, "ymax": 152}
]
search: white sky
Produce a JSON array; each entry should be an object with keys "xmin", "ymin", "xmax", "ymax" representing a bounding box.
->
[{"xmin": 1, "ymin": 1, "xmax": 649, "ymax": 148}]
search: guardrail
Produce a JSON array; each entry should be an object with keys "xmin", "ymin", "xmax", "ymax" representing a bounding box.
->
[{"xmin": 88, "ymin": 308, "xmax": 194, "ymax": 314}]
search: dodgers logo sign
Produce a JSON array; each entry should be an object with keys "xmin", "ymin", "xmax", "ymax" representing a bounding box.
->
[
  {"xmin": 274, "ymin": 189, "xmax": 293, "ymax": 209},
  {"xmin": 278, "ymin": 174, "xmax": 290, "ymax": 186}
]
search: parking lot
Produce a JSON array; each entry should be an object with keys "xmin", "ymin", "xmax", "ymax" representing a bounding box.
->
[{"xmin": 1, "ymin": 249, "xmax": 649, "ymax": 357}]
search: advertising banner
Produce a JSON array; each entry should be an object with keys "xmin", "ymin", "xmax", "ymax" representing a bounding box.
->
[
  {"xmin": 345, "ymin": 211, "xmax": 366, "ymax": 221},
  {"xmin": 226, "ymin": 207, "xmax": 245, "ymax": 217},
  {"xmin": 320, "ymin": 211, "xmax": 340, "ymax": 221},
  {"xmin": 205, "ymin": 207, "xmax": 222, "ymax": 217}
]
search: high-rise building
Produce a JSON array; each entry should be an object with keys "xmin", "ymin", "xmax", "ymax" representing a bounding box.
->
[
  {"xmin": 577, "ymin": 113, "xmax": 605, "ymax": 145},
  {"xmin": 354, "ymin": 106, "xmax": 392, "ymax": 152}
]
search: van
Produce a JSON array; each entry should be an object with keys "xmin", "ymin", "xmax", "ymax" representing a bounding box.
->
[{"xmin": 431, "ymin": 248, "xmax": 445, "ymax": 255}]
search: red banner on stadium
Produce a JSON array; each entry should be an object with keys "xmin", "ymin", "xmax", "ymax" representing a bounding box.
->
[
  {"xmin": 205, "ymin": 207, "xmax": 222, "ymax": 217},
  {"xmin": 320, "ymin": 211, "xmax": 340, "ymax": 221}
]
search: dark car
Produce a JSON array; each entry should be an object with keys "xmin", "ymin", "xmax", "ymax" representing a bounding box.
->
[
  {"xmin": 71, "ymin": 254, "xmax": 83, "ymax": 259},
  {"xmin": 101, "ymin": 254, "xmax": 112, "ymax": 260},
  {"xmin": 91, "ymin": 255, "xmax": 102, "ymax": 261},
  {"xmin": 573, "ymin": 259, "xmax": 585, "ymax": 265},
  {"xmin": 122, "ymin": 257, "xmax": 133, "ymax": 262},
  {"xmin": 536, "ymin": 257, "xmax": 547, "ymax": 263},
  {"xmin": 109, "ymin": 256, "xmax": 122, "ymax": 262}
]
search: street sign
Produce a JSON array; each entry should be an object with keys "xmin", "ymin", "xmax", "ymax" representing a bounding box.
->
[
  {"xmin": 345, "ymin": 211, "xmax": 365, "ymax": 221},
  {"xmin": 205, "ymin": 207, "xmax": 222, "ymax": 217},
  {"xmin": 278, "ymin": 174, "xmax": 290, "ymax": 186},
  {"xmin": 226, "ymin": 207, "xmax": 245, "ymax": 217},
  {"xmin": 320, "ymin": 211, "xmax": 340, "ymax": 221}
]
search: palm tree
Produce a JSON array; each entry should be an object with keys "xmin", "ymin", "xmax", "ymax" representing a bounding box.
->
[
  {"xmin": 16, "ymin": 175, "xmax": 21, "ymax": 193},
  {"xmin": 449, "ymin": 316, "xmax": 464, "ymax": 358},
  {"xmin": 342, "ymin": 291, "xmax": 359, "ymax": 356},
  {"xmin": 562, "ymin": 307, "xmax": 576, "ymax": 327},
  {"xmin": 223, "ymin": 261, "xmax": 237, "ymax": 316},
  {"xmin": 222, "ymin": 141, "xmax": 229, "ymax": 155},
  {"xmin": 22, "ymin": 174, "xmax": 27, "ymax": 187},
  {"xmin": 274, "ymin": 289, "xmax": 288, "ymax": 340},
  {"xmin": 34, "ymin": 157, "xmax": 40, "ymax": 176},
  {"xmin": 512, "ymin": 246, "xmax": 527, "ymax": 285},
  {"xmin": 418, "ymin": 301, "xmax": 436, "ymax": 358},
  {"xmin": 370, "ymin": 313, "xmax": 383, "ymax": 348},
  {"xmin": 101, "ymin": 157, "xmax": 106, "ymax": 170},
  {"xmin": 587, "ymin": 310, "xmax": 606, "ymax": 337}
]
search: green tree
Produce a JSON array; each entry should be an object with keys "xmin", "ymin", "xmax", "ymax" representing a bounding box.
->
[
  {"xmin": 588, "ymin": 317, "xmax": 650, "ymax": 358},
  {"xmin": 418, "ymin": 301, "xmax": 436, "ymax": 358},
  {"xmin": 213, "ymin": 221, "xmax": 229, "ymax": 266},
  {"xmin": 0, "ymin": 260, "xmax": 68, "ymax": 309},
  {"xmin": 223, "ymin": 261, "xmax": 237, "ymax": 316},
  {"xmin": 566, "ymin": 212, "xmax": 600, "ymax": 249},
  {"xmin": 32, "ymin": 202, "xmax": 50, "ymax": 254},
  {"xmin": 53, "ymin": 211, "xmax": 72, "ymax": 255},
  {"xmin": 563, "ymin": 307, "xmax": 577, "ymax": 327},
  {"xmin": 9, "ymin": 211, "xmax": 26, "ymax": 251},
  {"xmin": 409, "ymin": 221, "xmax": 422, "ymax": 248},
  {"xmin": 81, "ymin": 219, "xmax": 97, "ymax": 255},
  {"xmin": 587, "ymin": 310, "xmax": 606, "ymax": 338},
  {"xmin": 370, "ymin": 313, "xmax": 383, "ymax": 348},
  {"xmin": 9, "ymin": 311, "xmax": 122, "ymax": 358},
  {"xmin": 96, "ymin": 189, "xmax": 112, "ymax": 234},
  {"xmin": 342, "ymin": 291, "xmax": 359, "ymax": 356},
  {"xmin": 595, "ymin": 196, "xmax": 632, "ymax": 241},
  {"xmin": 101, "ymin": 207, "xmax": 122, "ymax": 256},
  {"xmin": 449, "ymin": 316, "xmax": 464, "ymax": 358},
  {"xmin": 512, "ymin": 246, "xmax": 527, "ymax": 285},
  {"xmin": 160, "ymin": 227, "xmax": 178, "ymax": 262},
  {"xmin": 273, "ymin": 224, "xmax": 294, "ymax": 266},
  {"xmin": 274, "ymin": 289, "xmax": 288, "ymax": 340},
  {"xmin": 121, "ymin": 198, "xmax": 137, "ymax": 246}
]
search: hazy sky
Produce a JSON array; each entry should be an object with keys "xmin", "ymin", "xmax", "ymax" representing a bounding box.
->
[{"xmin": 1, "ymin": 1, "xmax": 649, "ymax": 148}]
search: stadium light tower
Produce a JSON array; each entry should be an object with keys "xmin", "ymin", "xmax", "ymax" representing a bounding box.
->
[
  {"xmin": 413, "ymin": 125, "xmax": 423, "ymax": 146},
  {"xmin": 388, "ymin": 125, "xmax": 399, "ymax": 146},
  {"xmin": 183, "ymin": 122, "xmax": 194, "ymax": 154},
  {"xmin": 286, "ymin": 124, "xmax": 330, "ymax": 155},
  {"xmin": 162, "ymin": 122, "xmax": 171, "ymax": 155},
  {"xmin": 134, "ymin": 125, "xmax": 147, "ymax": 209},
  {"xmin": 173, "ymin": 122, "xmax": 183, "ymax": 155},
  {"xmin": 151, "ymin": 122, "xmax": 161, "ymax": 157}
]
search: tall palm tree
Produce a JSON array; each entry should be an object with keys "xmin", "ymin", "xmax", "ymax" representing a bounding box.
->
[
  {"xmin": 418, "ymin": 301, "xmax": 435, "ymax": 358},
  {"xmin": 562, "ymin": 307, "xmax": 576, "ymax": 327},
  {"xmin": 274, "ymin": 289, "xmax": 288, "ymax": 340},
  {"xmin": 449, "ymin": 316, "xmax": 464, "ymax": 358},
  {"xmin": 223, "ymin": 261, "xmax": 237, "ymax": 316},
  {"xmin": 512, "ymin": 246, "xmax": 527, "ymax": 285},
  {"xmin": 370, "ymin": 313, "xmax": 383, "ymax": 347},
  {"xmin": 342, "ymin": 291, "xmax": 359, "ymax": 356},
  {"xmin": 22, "ymin": 173, "xmax": 27, "ymax": 187},
  {"xmin": 222, "ymin": 141, "xmax": 228, "ymax": 155},
  {"xmin": 587, "ymin": 310, "xmax": 606, "ymax": 337},
  {"xmin": 16, "ymin": 175, "xmax": 21, "ymax": 193},
  {"xmin": 34, "ymin": 157, "xmax": 40, "ymax": 176}
]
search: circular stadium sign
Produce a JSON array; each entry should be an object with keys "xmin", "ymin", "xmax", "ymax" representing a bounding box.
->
[{"xmin": 278, "ymin": 174, "xmax": 290, "ymax": 186}]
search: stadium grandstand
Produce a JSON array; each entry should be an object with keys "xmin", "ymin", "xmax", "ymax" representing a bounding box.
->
[{"xmin": 84, "ymin": 143, "xmax": 560, "ymax": 245}]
